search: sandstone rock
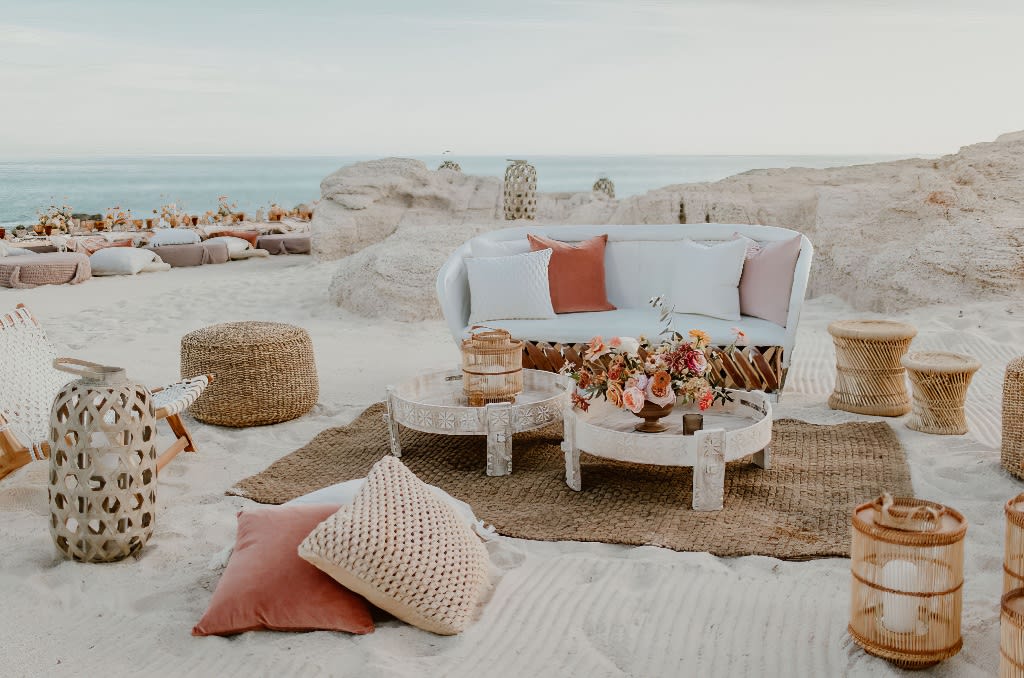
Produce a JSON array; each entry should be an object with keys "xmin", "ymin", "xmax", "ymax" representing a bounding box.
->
[{"xmin": 312, "ymin": 158, "xmax": 502, "ymax": 261}]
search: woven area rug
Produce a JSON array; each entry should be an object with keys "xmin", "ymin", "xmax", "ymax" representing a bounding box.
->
[{"xmin": 229, "ymin": 403, "xmax": 912, "ymax": 559}]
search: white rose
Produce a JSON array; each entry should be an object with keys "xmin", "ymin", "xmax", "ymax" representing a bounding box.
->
[{"xmin": 614, "ymin": 336, "xmax": 641, "ymax": 355}]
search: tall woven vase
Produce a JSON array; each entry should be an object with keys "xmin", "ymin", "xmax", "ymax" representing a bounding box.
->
[
  {"xmin": 48, "ymin": 359, "xmax": 158, "ymax": 563},
  {"xmin": 503, "ymin": 159, "xmax": 537, "ymax": 221}
]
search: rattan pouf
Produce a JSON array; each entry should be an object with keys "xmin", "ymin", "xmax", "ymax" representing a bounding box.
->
[
  {"xmin": 1003, "ymin": 358, "xmax": 1024, "ymax": 480},
  {"xmin": 828, "ymin": 319, "xmax": 918, "ymax": 416},
  {"xmin": 901, "ymin": 351, "xmax": 980, "ymax": 436},
  {"xmin": 180, "ymin": 321, "xmax": 318, "ymax": 427}
]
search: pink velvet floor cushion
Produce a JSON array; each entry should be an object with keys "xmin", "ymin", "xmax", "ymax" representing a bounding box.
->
[
  {"xmin": 193, "ymin": 504, "xmax": 375, "ymax": 637},
  {"xmin": 256, "ymin": 233, "xmax": 312, "ymax": 255},
  {"xmin": 736, "ymin": 234, "xmax": 802, "ymax": 326},
  {"xmin": 144, "ymin": 241, "xmax": 229, "ymax": 267},
  {"xmin": 527, "ymin": 233, "xmax": 616, "ymax": 314},
  {"xmin": 0, "ymin": 252, "xmax": 92, "ymax": 289}
]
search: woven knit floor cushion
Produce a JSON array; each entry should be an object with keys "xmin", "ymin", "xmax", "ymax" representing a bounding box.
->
[
  {"xmin": 0, "ymin": 252, "xmax": 92, "ymax": 288},
  {"xmin": 299, "ymin": 457, "xmax": 490, "ymax": 635},
  {"xmin": 256, "ymin": 234, "xmax": 311, "ymax": 255}
]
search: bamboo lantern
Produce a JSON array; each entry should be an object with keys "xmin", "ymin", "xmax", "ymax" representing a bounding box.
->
[
  {"xmin": 1002, "ymin": 589, "xmax": 1024, "ymax": 677},
  {"xmin": 461, "ymin": 327, "xmax": 523, "ymax": 406},
  {"xmin": 439, "ymin": 160, "xmax": 462, "ymax": 172},
  {"xmin": 48, "ymin": 359, "xmax": 158, "ymax": 563},
  {"xmin": 849, "ymin": 494, "xmax": 967, "ymax": 669},
  {"xmin": 1006, "ymin": 495, "xmax": 1024, "ymax": 594},
  {"xmin": 593, "ymin": 176, "xmax": 615, "ymax": 198},
  {"xmin": 503, "ymin": 159, "xmax": 537, "ymax": 221}
]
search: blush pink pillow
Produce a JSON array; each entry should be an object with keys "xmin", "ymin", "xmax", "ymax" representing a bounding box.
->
[
  {"xmin": 734, "ymin": 233, "xmax": 802, "ymax": 327},
  {"xmin": 192, "ymin": 504, "xmax": 375, "ymax": 636},
  {"xmin": 527, "ymin": 233, "xmax": 616, "ymax": 314}
]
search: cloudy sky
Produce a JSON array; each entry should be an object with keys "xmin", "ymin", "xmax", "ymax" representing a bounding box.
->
[{"xmin": 1, "ymin": 0, "xmax": 1021, "ymax": 156}]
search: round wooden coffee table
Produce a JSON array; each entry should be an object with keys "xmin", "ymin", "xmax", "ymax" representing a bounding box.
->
[
  {"xmin": 561, "ymin": 390, "xmax": 773, "ymax": 511},
  {"xmin": 385, "ymin": 368, "xmax": 569, "ymax": 476}
]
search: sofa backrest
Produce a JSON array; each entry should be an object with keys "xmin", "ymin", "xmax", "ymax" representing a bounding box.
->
[{"xmin": 437, "ymin": 224, "xmax": 814, "ymax": 364}]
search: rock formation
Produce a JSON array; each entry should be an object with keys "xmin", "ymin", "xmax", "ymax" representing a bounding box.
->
[{"xmin": 324, "ymin": 131, "xmax": 1024, "ymax": 320}]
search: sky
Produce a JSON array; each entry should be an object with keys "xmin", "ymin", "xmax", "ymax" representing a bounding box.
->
[{"xmin": 1, "ymin": 0, "xmax": 1022, "ymax": 157}]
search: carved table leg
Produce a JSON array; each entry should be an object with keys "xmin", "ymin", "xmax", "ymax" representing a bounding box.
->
[
  {"xmin": 385, "ymin": 386, "xmax": 402, "ymax": 458},
  {"xmin": 693, "ymin": 428, "xmax": 725, "ymax": 512},
  {"xmin": 562, "ymin": 405, "xmax": 581, "ymax": 491},
  {"xmin": 752, "ymin": 445, "xmax": 771, "ymax": 470},
  {"xmin": 485, "ymin": 402, "xmax": 513, "ymax": 476}
]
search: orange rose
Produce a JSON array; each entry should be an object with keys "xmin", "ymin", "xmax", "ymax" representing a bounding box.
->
[{"xmin": 606, "ymin": 381, "xmax": 624, "ymax": 408}]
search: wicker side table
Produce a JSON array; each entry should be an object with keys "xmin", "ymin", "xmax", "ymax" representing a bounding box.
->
[
  {"xmin": 180, "ymin": 321, "xmax": 318, "ymax": 427},
  {"xmin": 901, "ymin": 351, "xmax": 980, "ymax": 435},
  {"xmin": 1003, "ymin": 358, "xmax": 1024, "ymax": 480},
  {"xmin": 828, "ymin": 320, "xmax": 917, "ymax": 416}
]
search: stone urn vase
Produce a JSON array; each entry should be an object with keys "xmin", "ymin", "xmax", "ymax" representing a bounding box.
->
[
  {"xmin": 48, "ymin": 359, "xmax": 158, "ymax": 563},
  {"xmin": 632, "ymin": 401, "xmax": 674, "ymax": 433}
]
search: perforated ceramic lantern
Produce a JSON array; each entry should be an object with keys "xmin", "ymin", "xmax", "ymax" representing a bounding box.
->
[
  {"xmin": 461, "ymin": 327, "xmax": 523, "ymax": 406},
  {"xmin": 849, "ymin": 494, "xmax": 967, "ymax": 670},
  {"xmin": 48, "ymin": 359, "xmax": 157, "ymax": 563},
  {"xmin": 503, "ymin": 159, "xmax": 537, "ymax": 221}
]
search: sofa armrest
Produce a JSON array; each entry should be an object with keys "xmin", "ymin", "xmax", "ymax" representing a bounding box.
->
[
  {"xmin": 437, "ymin": 242, "xmax": 472, "ymax": 344},
  {"xmin": 780, "ymin": 235, "xmax": 814, "ymax": 368}
]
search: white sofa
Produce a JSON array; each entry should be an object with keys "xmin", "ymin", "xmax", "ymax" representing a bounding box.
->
[{"xmin": 437, "ymin": 224, "xmax": 813, "ymax": 393}]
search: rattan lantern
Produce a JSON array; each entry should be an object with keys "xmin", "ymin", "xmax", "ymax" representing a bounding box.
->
[
  {"xmin": 503, "ymin": 159, "xmax": 537, "ymax": 221},
  {"xmin": 849, "ymin": 494, "xmax": 967, "ymax": 669},
  {"xmin": 439, "ymin": 160, "xmax": 462, "ymax": 172},
  {"xmin": 48, "ymin": 359, "xmax": 158, "ymax": 563},
  {"xmin": 592, "ymin": 176, "xmax": 615, "ymax": 198},
  {"xmin": 461, "ymin": 327, "xmax": 523, "ymax": 406},
  {"xmin": 1006, "ymin": 494, "xmax": 1024, "ymax": 594},
  {"xmin": 1002, "ymin": 589, "xmax": 1024, "ymax": 677}
]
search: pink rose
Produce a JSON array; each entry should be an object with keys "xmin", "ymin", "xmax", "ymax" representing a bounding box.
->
[
  {"xmin": 622, "ymin": 387, "xmax": 646, "ymax": 413},
  {"xmin": 625, "ymin": 373, "xmax": 650, "ymax": 392},
  {"xmin": 685, "ymin": 350, "xmax": 708, "ymax": 376}
]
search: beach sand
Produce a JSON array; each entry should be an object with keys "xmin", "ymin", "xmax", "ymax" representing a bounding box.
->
[{"xmin": 0, "ymin": 256, "xmax": 1016, "ymax": 677}]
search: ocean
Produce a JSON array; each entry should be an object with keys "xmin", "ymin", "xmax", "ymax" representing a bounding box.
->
[{"xmin": 0, "ymin": 154, "xmax": 904, "ymax": 227}]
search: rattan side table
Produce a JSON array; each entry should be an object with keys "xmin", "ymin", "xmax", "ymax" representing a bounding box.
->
[
  {"xmin": 1003, "ymin": 358, "xmax": 1024, "ymax": 480},
  {"xmin": 828, "ymin": 320, "xmax": 917, "ymax": 416},
  {"xmin": 899, "ymin": 351, "xmax": 980, "ymax": 435},
  {"xmin": 181, "ymin": 321, "xmax": 318, "ymax": 427}
]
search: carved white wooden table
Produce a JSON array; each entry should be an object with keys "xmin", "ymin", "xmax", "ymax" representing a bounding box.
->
[
  {"xmin": 385, "ymin": 368, "xmax": 569, "ymax": 476},
  {"xmin": 561, "ymin": 390, "xmax": 773, "ymax": 511}
]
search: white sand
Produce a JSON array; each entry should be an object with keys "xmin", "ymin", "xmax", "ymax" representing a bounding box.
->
[{"xmin": 0, "ymin": 256, "xmax": 1017, "ymax": 677}]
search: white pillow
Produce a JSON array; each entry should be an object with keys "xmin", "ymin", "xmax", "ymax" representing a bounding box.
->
[
  {"xmin": 205, "ymin": 236, "xmax": 252, "ymax": 255},
  {"xmin": 669, "ymin": 238, "xmax": 747, "ymax": 321},
  {"xmin": 286, "ymin": 478, "xmax": 479, "ymax": 531},
  {"xmin": 466, "ymin": 248, "xmax": 555, "ymax": 324},
  {"xmin": 0, "ymin": 242, "xmax": 31, "ymax": 257},
  {"xmin": 147, "ymin": 228, "xmax": 200, "ymax": 247},
  {"xmin": 470, "ymin": 238, "xmax": 531, "ymax": 258},
  {"xmin": 89, "ymin": 247, "xmax": 160, "ymax": 276}
]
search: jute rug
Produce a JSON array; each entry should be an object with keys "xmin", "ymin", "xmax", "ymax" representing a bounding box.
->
[{"xmin": 230, "ymin": 403, "xmax": 912, "ymax": 559}]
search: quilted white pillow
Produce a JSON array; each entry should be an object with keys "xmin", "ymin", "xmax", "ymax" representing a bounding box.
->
[
  {"xmin": 147, "ymin": 228, "xmax": 201, "ymax": 247},
  {"xmin": 298, "ymin": 457, "xmax": 490, "ymax": 635},
  {"xmin": 470, "ymin": 238, "xmax": 531, "ymax": 258},
  {"xmin": 89, "ymin": 247, "xmax": 160, "ymax": 276},
  {"xmin": 205, "ymin": 236, "xmax": 252, "ymax": 255},
  {"xmin": 466, "ymin": 248, "xmax": 555, "ymax": 324},
  {"xmin": 669, "ymin": 238, "xmax": 747, "ymax": 321}
]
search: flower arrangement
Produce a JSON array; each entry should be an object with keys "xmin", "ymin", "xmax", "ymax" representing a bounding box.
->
[
  {"xmin": 103, "ymin": 206, "xmax": 133, "ymax": 231},
  {"xmin": 566, "ymin": 295, "xmax": 746, "ymax": 415},
  {"xmin": 156, "ymin": 202, "xmax": 189, "ymax": 227},
  {"xmin": 216, "ymin": 195, "xmax": 238, "ymax": 221},
  {"xmin": 37, "ymin": 202, "xmax": 75, "ymax": 234}
]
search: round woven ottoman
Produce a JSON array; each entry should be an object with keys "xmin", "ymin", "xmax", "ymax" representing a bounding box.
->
[
  {"xmin": 828, "ymin": 320, "xmax": 917, "ymax": 416},
  {"xmin": 180, "ymin": 321, "xmax": 318, "ymax": 427},
  {"xmin": 901, "ymin": 351, "xmax": 980, "ymax": 435},
  {"xmin": 1003, "ymin": 358, "xmax": 1024, "ymax": 480}
]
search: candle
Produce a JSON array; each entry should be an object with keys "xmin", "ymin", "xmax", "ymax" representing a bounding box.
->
[
  {"xmin": 682, "ymin": 413, "xmax": 703, "ymax": 435},
  {"xmin": 881, "ymin": 559, "xmax": 921, "ymax": 633}
]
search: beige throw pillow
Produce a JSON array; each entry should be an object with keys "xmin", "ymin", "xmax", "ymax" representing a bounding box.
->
[{"xmin": 298, "ymin": 457, "xmax": 490, "ymax": 635}]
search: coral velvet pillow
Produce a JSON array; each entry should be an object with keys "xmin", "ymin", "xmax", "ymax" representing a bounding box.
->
[
  {"xmin": 192, "ymin": 504, "xmax": 374, "ymax": 636},
  {"xmin": 527, "ymin": 234, "xmax": 616, "ymax": 314},
  {"xmin": 734, "ymin": 233, "xmax": 802, "ymax": 326}
]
